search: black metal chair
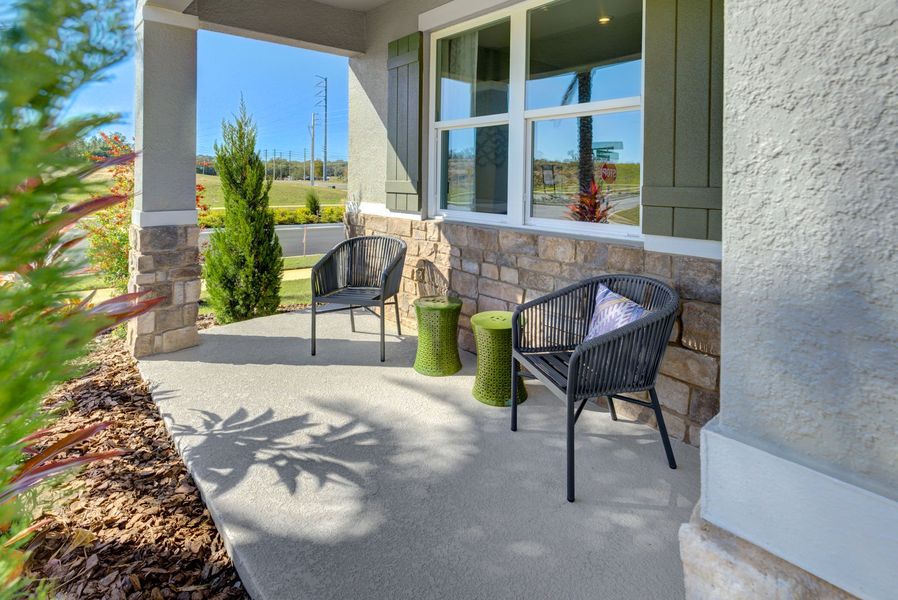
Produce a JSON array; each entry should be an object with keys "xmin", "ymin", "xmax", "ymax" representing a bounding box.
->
[
  {"xmin": 511, "ymin": 274, "xmax": 680, "ymax": 502},
  {"xmin": 311, "ymin": 235, "xmax": 407, "ymax": 362}
]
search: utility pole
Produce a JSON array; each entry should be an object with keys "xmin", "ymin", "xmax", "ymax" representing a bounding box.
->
[
  {"xmin": 315, "ymin": 75, "xmax": 328, "ymax": 182},
  {"xmin": 273, "ymin": 148, "xmax": 277, "ymax": 180},
  {"xmin": 288, "ymin": 150, "xmax": 292, "ymax": 180},
  {"xmin": 308, "ymin": 113, "xmax": 317, "ymax": 187}
]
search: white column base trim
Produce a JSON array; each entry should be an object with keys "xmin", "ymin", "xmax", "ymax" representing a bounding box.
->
[
  {"xmin": 644, "ymin": 234, "xmax": 721, "ymax": 259},
  {"xmin": 701, "ymin": 419, "xmax": 898, "ymax": 600},
  {"xmin": 132, "ymin": 209, "xmax": 198, "ymax": 227},
  {"xmin": 357, "ymin": 202, "xmax": 422, "ymax": 221}
]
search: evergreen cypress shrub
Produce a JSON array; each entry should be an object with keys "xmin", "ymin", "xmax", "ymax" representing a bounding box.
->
[
  {"xmin": 305, "ymin": 189, "xmax": 321, "ymax": 217},
  {"xmin": 204, "ymin": 102, "xmax": 283, "ymax": 323}
]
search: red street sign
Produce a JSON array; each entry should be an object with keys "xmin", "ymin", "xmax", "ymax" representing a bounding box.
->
[{"xmin": 600, "ymin": 162, "xmax": 617, "ymax": 183}]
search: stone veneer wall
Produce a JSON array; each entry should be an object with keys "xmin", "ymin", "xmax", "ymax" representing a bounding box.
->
[
  {"xmin": 347, "ymin": 213, "xmax": 721, "ymax": 446},
  {"xmin": 127, "ymin": 224, "xmax": 202, "ymax": 358}
]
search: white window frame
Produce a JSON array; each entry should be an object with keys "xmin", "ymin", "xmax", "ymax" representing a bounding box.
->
[{"xmin": 427, "ymin": 0, "xmax": 645, "ymax": 241}]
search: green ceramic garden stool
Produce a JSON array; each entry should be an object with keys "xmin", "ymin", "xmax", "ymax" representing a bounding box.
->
[
  {"xmin": 471, "ymin": 311, "xmax": 527, "ymax": 407},
  {"xmin": 413, "ymin": 295, "xmax": 463, "ymax": 376}
]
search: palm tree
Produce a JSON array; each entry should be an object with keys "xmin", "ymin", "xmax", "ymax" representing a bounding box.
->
[{"xmin": 562, "ymin": 70, "xmax": 594, "ymax": 195}]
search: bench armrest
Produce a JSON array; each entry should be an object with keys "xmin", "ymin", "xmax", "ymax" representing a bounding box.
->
[{"xmin": 311, "ymin": 240, "xmax": 349, "ymax": 297}]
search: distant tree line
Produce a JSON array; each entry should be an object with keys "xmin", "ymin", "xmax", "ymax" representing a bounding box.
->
[{"xmin": 196, "ymin": 154, "xmax": 347, "ymax": 181}]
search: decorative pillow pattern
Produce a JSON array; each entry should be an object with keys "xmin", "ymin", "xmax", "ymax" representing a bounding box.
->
[{"xmin": 583, "ymin": 284, "xmax": 648, "ymax": 342}]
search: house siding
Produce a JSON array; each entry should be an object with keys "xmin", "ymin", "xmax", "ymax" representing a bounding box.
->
[
  {"xmin": 348, "ymin": 0, "xmax": 446, "ymax": 208},
  {"xmin": 643, "ymin": 0, "xmax": 724, "ymax": 241}
]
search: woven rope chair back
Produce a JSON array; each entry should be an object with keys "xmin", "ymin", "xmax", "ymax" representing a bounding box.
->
[{"xmin": 345, "ymin": 236, "xmax": 405, "ymax": 288}]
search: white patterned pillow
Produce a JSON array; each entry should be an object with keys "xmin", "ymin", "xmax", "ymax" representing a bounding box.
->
[{"xmin": 583, "ymin": 284, "xmax": 648, "ymax": 342}]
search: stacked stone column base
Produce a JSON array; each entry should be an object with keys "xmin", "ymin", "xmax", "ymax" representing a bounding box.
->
[
  {"xmin": 127, "ymin": 223, "xmax": 201, "ymax": 357},
  {"xmin": 680, "ymin": 505, "xmax": 855, "ymax": 599}
]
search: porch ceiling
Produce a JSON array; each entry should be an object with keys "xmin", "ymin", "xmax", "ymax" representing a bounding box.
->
[
  {"xmin": 312, "ymin": 0, "xmax": 393, "ymax": 9},
  {"xmin": 179, "ymin": 0, "xmax": 383, "ymax": 55},
  {"xmin": 139, "ymin": 310, "xmax": 700, "ymax": 600}
]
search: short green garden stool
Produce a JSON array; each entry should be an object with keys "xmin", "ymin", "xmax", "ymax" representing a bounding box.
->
[
  {"xmin": 471, "ymin": 311, "xmax": 527, "ymax": 407},
  {"xmin": 413, "ymin": 296, "xmax": 463, "ymax": 376}
]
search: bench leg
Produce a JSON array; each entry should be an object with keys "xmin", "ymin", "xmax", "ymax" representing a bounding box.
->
[
  {"xmin": 649, "ymin": 387, "xmax": 677, "ymax": 470},
  {"xmin": 311, "ymin": 302, "xmax": 317, "ymax": 356},
  {"xmin": 511, "ymin": 358, "xmax": 520, "ymax": 431},
  {"xmin": 379, "ymin": 301, "xmax": 386, "ymax": 362},
  {"xmin": 567, "ymin": 394, "xmax": 575, "ymax": 502}
]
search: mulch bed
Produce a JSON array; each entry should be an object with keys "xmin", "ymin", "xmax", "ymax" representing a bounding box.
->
[{"xmin": 25, "ymin": 335, "xmax": 249, "ymax": 599}]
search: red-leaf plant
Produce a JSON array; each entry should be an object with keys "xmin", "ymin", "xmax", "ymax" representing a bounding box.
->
[
  {"xmin": 0, "ymin": 156, "xmax": 164, "ymax": 537},
  {"xmin": 567, "ymin": 177, "xmax": 610, "ymax": 223}
]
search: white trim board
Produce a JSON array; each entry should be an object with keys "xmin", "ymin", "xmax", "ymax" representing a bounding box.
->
[
  {"xmin": 132, "ymin": 209, "xmax": 198, "ymax": 227},
  {"xmin": 358, "ymin": 202, "xmax": 422, "ymax": 221},
  {"xmin": 701, "ymin": 419, "xmax": 898, "ymax": 600},
  {"xmin": 644, "ymin": 235, "xmax": 721, "ymax": 260},
  {"xmin": 137, "ymin": 4, "xmax": 199, "ymax": 30},
  {"xmin": 419, "ymin": 0, "xmax": 519, "ymax": 32}
]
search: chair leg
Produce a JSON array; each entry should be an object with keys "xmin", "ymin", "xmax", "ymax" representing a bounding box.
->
[
  {"xmin": 311, "ymin": 302, "xmax": 317, "ymax": 356},
  {"xmin": 349, "ymin": 305, "xmax": 355, "ymax": 332},
  {"xmin": 607, "ymin": 395, "xmax": 618, "ymax": 421},
  {"xmin": 649, "ymin": 387, "xmax": 677, "ymax": 470},
  {"xmin": 379, "ymin": 301, "xmax": 386, "ymax": 362},
  {"xmin": 511, "ymin": 358, "xmax": 519, "ymax": 431},
  {"xmin": 567, "ymin": 395, "xmax": 575, "ymax": 502},
  {"xmin": 393, "ymin": 300, "xmax": 401, "ymax": 336}
]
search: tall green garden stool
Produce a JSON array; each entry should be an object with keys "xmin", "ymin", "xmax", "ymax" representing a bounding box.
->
[
  {"xmin": 471, "ymin": 311, "xmax": 527, "ymax": 407},
  {"xmin": 413, "ymin": 296, "xmax": 463, "ymax": 376}
]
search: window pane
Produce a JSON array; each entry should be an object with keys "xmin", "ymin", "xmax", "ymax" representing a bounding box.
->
[
  {"xmin": 527, "ymin": 0, "xmax": 642, "ymax": 110},
  {"xmin": 436, "ymin": 19, "xmax": 510, "ymax": 121},
  {"xmin": 441, "ymin": 125, "xmax": 509, "ymax": 214},
  {"xmin": 530, "ymin": 111, "xmax": 641, "ymax": 226}
]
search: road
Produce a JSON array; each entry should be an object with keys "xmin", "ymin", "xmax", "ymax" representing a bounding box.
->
[{"xmin": 199, "ymin": 223, "xmax": 345, "ymax": 256}]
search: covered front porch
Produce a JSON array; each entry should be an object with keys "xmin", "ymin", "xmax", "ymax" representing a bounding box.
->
[{"xmin": 139, "ymin": 310, "xmax": 699, "ymax": 600}]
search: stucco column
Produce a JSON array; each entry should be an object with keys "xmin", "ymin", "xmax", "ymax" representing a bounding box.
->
[
  {"xmin": 128, "ymin": 3, "xmax": 201, "ymax": 357},
  {"xmin": 680, "ymin": 1, "xmax": 898, "ymax": 598}
]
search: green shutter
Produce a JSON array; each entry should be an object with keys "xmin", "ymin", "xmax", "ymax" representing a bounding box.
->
[
  {"xmin": 643, "ymin": 0, "xmax": 723, "ymax": 240},
  {"xmin": 386, "ymin": 33, "xmax": 423, "ymax": 212}
]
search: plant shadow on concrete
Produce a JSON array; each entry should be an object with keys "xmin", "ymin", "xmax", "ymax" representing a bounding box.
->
[{"xmin": 167, "ymin": 407, "xmax": 387, "ymax": 497}]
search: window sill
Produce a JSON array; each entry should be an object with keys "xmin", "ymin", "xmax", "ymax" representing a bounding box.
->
[{"xmin": 433, "ymin": 212, "xmax": 645, "ymax": 248}]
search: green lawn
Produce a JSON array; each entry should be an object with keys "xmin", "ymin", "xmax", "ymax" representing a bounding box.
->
[
  {"xmin": 283, "ymin": 255, "xmax": 322, "ymax": 270},
  {"xmin": 199, "ymin": 276, "xmax": 310, "ymax": 315},
  {"xmin": 197, "ymin": 174, "xmax": 346, "ymax": 208},
  {"xmin": 64, "ymin": 273, "xmax": 108, "ymax": 292}
]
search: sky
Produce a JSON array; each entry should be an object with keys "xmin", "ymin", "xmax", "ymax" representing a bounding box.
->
[
  {"xmin": 56, "ymin": 10, "xmax": 349, "ymax": 162},
  {"xmin": 3, "ymin": 0, "xmax": 638, "ymax": 168}
]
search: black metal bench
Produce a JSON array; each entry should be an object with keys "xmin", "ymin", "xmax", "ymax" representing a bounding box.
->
[{"xmin": 511, "ymin": 274, "xmax": 680, "ymax": 502}]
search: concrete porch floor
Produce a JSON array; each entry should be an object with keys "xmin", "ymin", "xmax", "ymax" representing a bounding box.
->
[{"xmin": 138, "ymin": 310, "xmax": 699, "ymax": 600}]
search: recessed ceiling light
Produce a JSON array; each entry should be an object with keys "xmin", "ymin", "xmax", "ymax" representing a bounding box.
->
[{"xmin": 598, "ymin": 16, "xmax": 613, "ymax": 24}]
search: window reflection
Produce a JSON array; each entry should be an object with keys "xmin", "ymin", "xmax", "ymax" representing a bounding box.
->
[
  {"xmin": 531, "ymin": 111, "xmax": 641, "ymax": 225},
  {"xmin": 437, "ymin": 19, "xmax": 511, "ymax": 121},
  {"xmin": 440, "ymin": 126, "xmax": 509, "ymax": 214},
  {"xmin": 527, "ymin": 0, "xmax": 642, "ymax": 110}
]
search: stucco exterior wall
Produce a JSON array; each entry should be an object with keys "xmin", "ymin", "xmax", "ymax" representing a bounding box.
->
[
  {"xmin": 348, "ymin": 0, "xmax": 448, "ymax": 207},
  {"xmin": 720, "ymin": 0, "xmax": 898, "ymax": 492},
  {"xmin": 134, "ymin": 19, "xmax": 197, "ymax": 214}
]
